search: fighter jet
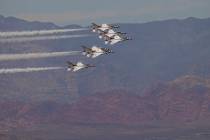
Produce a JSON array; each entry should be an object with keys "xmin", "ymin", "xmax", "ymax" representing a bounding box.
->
[
  {"xmin": 91, "ymin": 23, "xmax": 119, "ymax": 33},
  {"xmin": 104, "ymin": 34, "xmax": 132, "ymax": 45},
  {"xmin": 81, "ymin": 45, "xmax": 113, "ymax": 58},
  {"xmin": 67, "ymin": 61, "xmax": 95, "ymax": 72},
  {"xmin": 99, "ymin": 29, "xmax": 126, "ymax": 39}
]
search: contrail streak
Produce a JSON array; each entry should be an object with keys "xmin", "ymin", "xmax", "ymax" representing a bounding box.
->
[
  {"xmin": 0, "ymin": 34, "xmax": 91, "ymax": 43},
  {"xmin": 0, "ymin": 28, "xmax": 88, "ymax": 37},
  {"xmin": 0, "ymin": 51, "xmax": 81, "ymax": 61},
  {"xmin": 0, "ymin": 67, "xmax": 64, "ymax": 74}
]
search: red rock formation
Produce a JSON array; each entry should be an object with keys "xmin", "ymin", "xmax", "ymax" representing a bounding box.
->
[{"xmin": 1, "ymin": 75, "xmax": 210, "ymax": 129}]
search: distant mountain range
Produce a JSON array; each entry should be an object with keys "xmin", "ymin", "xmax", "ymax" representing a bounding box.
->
[
  {"xmin": 0, "ymin": 15, "xmax": 58, "ymax": 31},
  {"xmin": 0, "ymin": 15, "xmax": 210, "ymax": 129},
  {"xmin": 0, "ymin": 15, "xmax": 81, "ymax": 31},
  {"xmin": 1, "ymin": 15, "xmax": 210, "ymax": 102}
]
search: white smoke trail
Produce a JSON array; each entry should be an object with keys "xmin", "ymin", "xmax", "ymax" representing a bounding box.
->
[
  {"xmin": 0, "ymin": 67, "xmax": 64, "ymax": 74},
  {"xmin": 0, "ymin": 34, "xmax": 91, "ymax": 43},
  {"xmin": 0, "ymin": 51, "xmax": 81, "ymax": 61},
  {"xmin": 0, "ymin": 28, "xmax": 88, "ymax": 37}
]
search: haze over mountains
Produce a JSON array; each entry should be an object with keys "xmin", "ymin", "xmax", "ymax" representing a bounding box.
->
[
  {"xmin": 0, "ymin": 15, "xmax": 210, "ymax": 135},
  {"xmin": 0, "ymin": 15, "xmax": 210, "ymax": 101}
]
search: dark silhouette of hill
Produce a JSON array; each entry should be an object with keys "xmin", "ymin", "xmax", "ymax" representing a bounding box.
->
[{"xmin": 0, "ymin": 15, "xmax": 58, "ymax": 31}]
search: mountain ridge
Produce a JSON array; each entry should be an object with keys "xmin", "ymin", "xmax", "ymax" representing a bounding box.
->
[
  {"xmin": 0, "ymin": 15, "xmax": 210, "ymax": 102},
  {"xmin": 0, "ymin": 15, "xmax": 83, "ymax": 31},
  {"xmin": 1, "ymin": 14, "xmax": 210, "ymax": 30}
]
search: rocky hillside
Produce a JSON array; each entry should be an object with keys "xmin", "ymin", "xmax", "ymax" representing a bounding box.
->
[{"xmin": 0, "ymin": 75, "xmax": 210, "ymax": 130}]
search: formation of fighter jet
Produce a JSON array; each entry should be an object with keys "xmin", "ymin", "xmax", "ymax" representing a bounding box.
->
[
  {"xmin": 67, "ymin": 61, "xmax": 95, "ymax": 72},
  {"xmin": 91, "ymin": 23, "xmax": 131, "ymax": 45},
  {"xmin": 66, "ymin": 23, "xmax": 131, "ymax": 72},
  {"xmin": 81, "ymin": 45, "xmax": 113, "ymax": 58}
]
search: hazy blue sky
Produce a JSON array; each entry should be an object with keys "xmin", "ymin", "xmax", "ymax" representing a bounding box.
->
[{"xmin": 0, "ymin": 0, "xmax": 210, "ymax": 25}]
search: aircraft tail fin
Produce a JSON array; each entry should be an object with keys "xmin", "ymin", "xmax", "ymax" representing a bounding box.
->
[
  {"xmin": 81, "ymin": 45, "xmax": 87, "ymax": 49},
  {"xmin": 67, "ymin": 61, "xmax": 74, "ymax": 67}
]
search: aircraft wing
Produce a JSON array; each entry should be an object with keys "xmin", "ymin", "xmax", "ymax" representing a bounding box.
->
[
  {"xmin": 110, "ymin": 39, "xmax": 121, "ymax": 45},
  {"xmin": 72, "ymin": 67, "xmax": 83, "ymax": 72},
  {"xmin": 76, "ymin": 62, "xmax": 85, "ymax": 67},
  {"xmin": 82, "ymin": 46, "xmax": 91, "ymax": 51},
  {"xmin": 67, "ymin": 68, "xmax": 72, "ymax": 71},
  {"xmin": 91, "ymin": 23, "xmax": 100, "ymax": 28},
  {"xmin": 91, "ymin": 46, "xmax": 102, "ymax": 52},
  {"xmin": 67, "ymin": 61, "xmax": 75, "ymax": 67},
  {"xmin": 91, "ymin": 52, "xmax": 103, "ymax": 58},
  {"xmin": 107, "ymin": 29, "xmax": 116, "ymax": 34}
]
